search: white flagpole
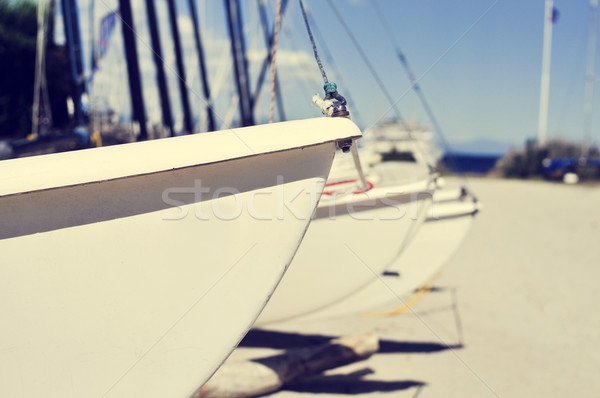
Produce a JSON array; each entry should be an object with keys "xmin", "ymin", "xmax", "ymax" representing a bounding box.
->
[
  {"xmin": 537, "ymin": 0, "xmax": 554, "ymax": 146},
  {"xmin": 583, "ymin": 0, "xmax": 598, "ymax": 158}
]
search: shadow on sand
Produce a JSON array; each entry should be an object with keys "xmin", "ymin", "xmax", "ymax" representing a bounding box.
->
[
  {"xmin": 240, "ymin": 368, "xmax": 426, "ymax": 395},
  {"xmin": 242, "ymin": 287, "xmax": 464, "ymax": 396},
  {"xmin": 279, "ymin": 369, "xmax": 425, "ymax": 394},
  {"xmin": 239, "ymin": 329, "xmax": 458, "ymax": 395},
  {"xmin": 240, "ymin": 329, "xmax": 462, "ymax": 353}
]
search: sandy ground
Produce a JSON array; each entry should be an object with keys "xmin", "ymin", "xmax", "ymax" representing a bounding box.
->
[{"xmin": 225, "ymin": 177, "xmax": 600, "ymax": 397}]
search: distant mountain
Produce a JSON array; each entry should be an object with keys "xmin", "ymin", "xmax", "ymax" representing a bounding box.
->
[{"xmin": 441, "ymin": 138, "xmax": 516, "ymax": 156}]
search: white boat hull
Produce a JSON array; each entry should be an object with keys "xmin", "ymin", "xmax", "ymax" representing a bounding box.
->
[
  {"xmin": 255, "ymin": 175, "xmax": 435, "ymax": 325},
  {"xmin": 0, "ymin": 118, "xmax": 361, "ymax": 397},
  {"xmin": 296, "ymin": 191, "xmax": 479, "ymax": 320}
]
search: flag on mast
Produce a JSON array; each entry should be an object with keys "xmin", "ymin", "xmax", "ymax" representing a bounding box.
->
[{"xmin": 94, "ymin": 10, "xmax": 118, "ymax": 68}]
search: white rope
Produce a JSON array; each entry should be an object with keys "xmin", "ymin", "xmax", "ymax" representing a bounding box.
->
[{"xmin": 268, "ymin": 0, "xmax": 282, "ymax": 123}]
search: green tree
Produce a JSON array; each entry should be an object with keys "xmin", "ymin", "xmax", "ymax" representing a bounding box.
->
[
  {"xmin": 0, "ymin": 0, "xmax": 37, "ymax": 138},
  {"xmin": 0, "ymin": 0, "xmax": 73, "ymax": 140}
]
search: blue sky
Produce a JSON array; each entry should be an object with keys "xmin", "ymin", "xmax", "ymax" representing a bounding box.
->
[
  {"xmin": 303, "ymin": 0, "xmax": 598, "ymax": 150},
  {"xmin": 68, "ymin": 0, "xmax": 600, "ymax": 152}
]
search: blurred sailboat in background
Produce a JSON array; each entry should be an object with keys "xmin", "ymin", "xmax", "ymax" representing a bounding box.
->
[
  {"xmin": 256, "ymin": 148, "xmax": 437, "ymax": 325},
  {"xmin": 294, "ymin": 186, "xmax": 479, "ymax": 321},
  {"xmin": 363, "ymin": 119, "xmax": 443, "ymax": 166}
]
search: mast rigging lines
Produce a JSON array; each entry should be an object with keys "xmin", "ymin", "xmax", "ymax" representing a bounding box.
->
[{"xmin": 371, "ymin": 0, "xmax": 453, "ymax": 154}]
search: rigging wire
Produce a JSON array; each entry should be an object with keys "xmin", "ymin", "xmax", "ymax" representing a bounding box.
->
[
  {"xmin": 255, "ymin": 0, "xmax": 290, "ymax": 121},
  {"xmin": 299, "ymin": 0, "xmax": 328, "ymax": 84},
  {"xmin": 298, "ymin": 0, "xmax": 365, "ymax": 187},
  {"xmin": 281, "ymin": 21, "xmax": 324, "ymax": 103},
  {"xmin": 324, "ymin": 0, "xmax": 435, "ymax": 170},
  {"xmin": 552, "ymin": 22, "xmax": 588, "ymax": 141},
  {"xmin": 583, "ymin": 0, "xmax": 598, "ymax": 158},
  {"xmin": 371, "ymin": 0, "xmax": 478, "ymax": 191},
  {"xmin": 269, "ymin": 0, "xmax": 282, "ymax": 123},
  {"xmin": 32, "ymin": 0, "xmax": 52, "ymax": 139},
  {"xmin": 371, "ymin": 0, "xmax": 453, "ymax": 155},
  {"xmin": 307, "ymin": 10, "xmax": 364, "ymax": 127},
  {"xmin": 325, "ymin": 0, "xmax": 402, "ymax": 121}
]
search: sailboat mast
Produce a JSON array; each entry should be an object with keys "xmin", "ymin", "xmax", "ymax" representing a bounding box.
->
[
  {"xmin": 166, "ymin": 0, "xmax": 194, "ymax": 134},
  {"xmin": 61, "ymin": 0, "xmax": 86, "ymax": 126},
  {"xmin": 145, "ymin": 0, "xmax": 175, "ymax": 137},
  {"xmin": 188, "ymin": 0, "xmax": 216, "ymax": 132},
  {"xmin": 583, "ymin": 0, "xmax": 598, "ymax": 158},
  {"xmin": 537, "ymin": 0, "xmax": 554, "ymax": 146},
  {"xmin": 118, "ymin": 0, "xmax": 148, "ymax": 140},
  {"xmin": 224, "ymin": 0, "xmax": 255, "ymax": 127}
]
